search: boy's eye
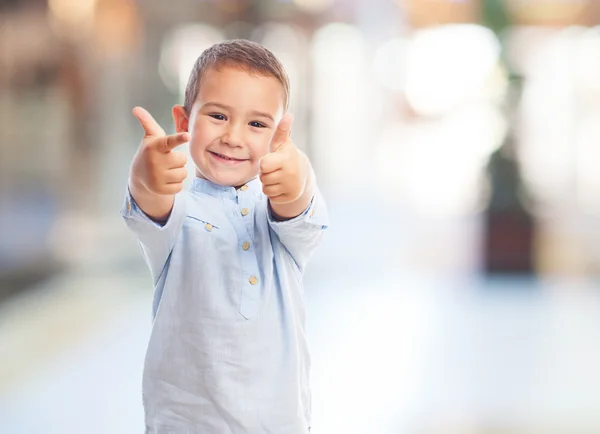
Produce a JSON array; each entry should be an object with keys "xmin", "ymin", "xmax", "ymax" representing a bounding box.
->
[
  {"xmin": 209, "ymin": 114, "xmax": 226, "ymax": 121},
  {"xmin": 249, "ymin": 121, "xmax": 266, "ymax": 128}
]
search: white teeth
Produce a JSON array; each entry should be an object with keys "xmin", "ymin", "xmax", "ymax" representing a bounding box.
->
[{"xmin": 211, "ymin": 151, "xmax": 245, "ymax": 161}]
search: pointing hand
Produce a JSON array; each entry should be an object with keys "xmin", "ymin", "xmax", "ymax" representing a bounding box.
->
[{"xmin": 131, "ymin": 106, "xmax": 189, "ymax": 195}]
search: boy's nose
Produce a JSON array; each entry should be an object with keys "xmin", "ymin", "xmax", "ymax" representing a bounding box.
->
[{"xmin": 221, "ymin": 124, "xmax": 244, "ymax": 147}]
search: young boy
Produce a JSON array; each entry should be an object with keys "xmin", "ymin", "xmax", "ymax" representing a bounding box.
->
[{"xmin": 121, "ymin": 39, "xmax": 328, "ymax": 433}]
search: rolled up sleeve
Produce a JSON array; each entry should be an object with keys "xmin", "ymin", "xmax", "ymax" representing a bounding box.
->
[
  {"xmin": 267, "ymin": 187, "xmax": 329, "ymax": 272},
  {"xmin": 120, "ymin": 189, "xmax": 187, "ymax": 283}
]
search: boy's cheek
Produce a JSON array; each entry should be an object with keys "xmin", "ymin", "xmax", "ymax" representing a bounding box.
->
[
  {"xmin": 188, "ymin": 126, "xmax": 216, "ymax": 148},
  {"xmin": 192, "ymin": 118, "xmax": 216, "ymax": 137},
  {"xmin": 254, "ymin": 148, "xmax": 269, "ymax": 164},
  {"xmin": 187, "ymin": 136, "xmax": 211, "ymax": 160},
  {"xmin": 251, "ymin": 139, "xmax": 271, "ymax": 159}
]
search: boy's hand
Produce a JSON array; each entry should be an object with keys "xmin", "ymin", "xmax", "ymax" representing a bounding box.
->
[
  {"xmin": 130, "ymin": 107, "xmax": 189, "ymax": 196},
  {"xmin": 259, "ymin": 114, "xmax": 309, "ymax": 205},
  {"xmin": 128, "ymin": 107, "xmax": 189, "ymax": 221},
  {"xmin": 260, "ymin": 114, "xmax": 314, "ymax": 219}
]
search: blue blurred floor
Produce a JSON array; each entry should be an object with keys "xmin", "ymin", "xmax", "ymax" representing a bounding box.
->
[{"xmin": 1, "ymin": 200, "xmax": 600, "ymax": 434}]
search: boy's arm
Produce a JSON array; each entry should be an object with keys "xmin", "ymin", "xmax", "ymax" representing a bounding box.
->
[
  {"xmin": 266, "ymin": 179, "xmax": 328, "ymax": 272},
  {"xmin": 121, "ymin": 107, "xmax": 190, "ymax": 282},
  {"xmin": 261, "ymin": 114, "xmax": 328, "ymax": 270},
  {"xmin": 128, "ymin": 179, "xmax": 174, "ymax": 224}
]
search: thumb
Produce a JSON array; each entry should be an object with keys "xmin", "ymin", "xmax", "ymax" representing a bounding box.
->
[
  {"xmin": 270, "ymin": 113, "xmax": 294, "ymax": 152},
  {"xmin": 133, "ymin": 106, "xmax": 165, "ymax": 137}
]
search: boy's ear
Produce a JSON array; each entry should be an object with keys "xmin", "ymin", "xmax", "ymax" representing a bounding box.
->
[{"xmin": 172, "ymin": 105, "xmax": 189, "ymax": 133}]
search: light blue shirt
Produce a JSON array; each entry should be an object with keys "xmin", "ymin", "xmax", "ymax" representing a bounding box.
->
[{"xmin": 121, "ymin": 177, "xmax": 328, "ymax": 433}]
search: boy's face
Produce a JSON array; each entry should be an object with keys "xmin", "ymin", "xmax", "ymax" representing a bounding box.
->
[{"xmin": 176, "ymin": 65, "xmax": 286, "ymax": 188}]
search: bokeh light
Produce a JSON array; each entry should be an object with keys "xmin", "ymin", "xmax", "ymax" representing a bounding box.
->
[
  {"xmin": 159, "ymin": 24, "xmax": 224, "ymax": 97},
  {"xmin": 405, "ymin": 24, "xmax": 503, "ymax": 117}
]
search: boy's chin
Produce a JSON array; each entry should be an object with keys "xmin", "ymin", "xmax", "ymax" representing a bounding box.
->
[{"xmin": 207, "ymin": 172, "xmax": 257, "ymax": 188}]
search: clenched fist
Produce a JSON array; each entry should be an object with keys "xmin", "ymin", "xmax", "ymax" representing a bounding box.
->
[
  {"xmin": 130, "ymin": 107, "xmax": 189, "ymax": 196},
  {"xmin": 259, "ymin": 114, "xmax": 310, "ymax": 205}
]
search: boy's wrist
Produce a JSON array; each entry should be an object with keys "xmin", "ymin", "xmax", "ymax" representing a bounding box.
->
[
  {"xmin": 128, "ymin": 174, "xmax": 175, "ymax": 222},
  {"xmin": 128, "ymin": 176, "xmax": 150, "ymax": 201}
]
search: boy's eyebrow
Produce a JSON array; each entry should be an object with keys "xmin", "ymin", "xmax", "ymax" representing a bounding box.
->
[{"xmin": 202, "ymin": 102, "xmax": 274, "ymax": 122}]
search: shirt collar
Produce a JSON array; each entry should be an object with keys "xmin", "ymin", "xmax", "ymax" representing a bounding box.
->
[{"xmin": 189, "ymin": 176, "xmax": 262, "ymax": 199}]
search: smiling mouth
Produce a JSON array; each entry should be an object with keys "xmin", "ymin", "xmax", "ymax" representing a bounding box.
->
[{"xmin": 209, "ymin": 151, "xmax": 248, "ymax": 162}]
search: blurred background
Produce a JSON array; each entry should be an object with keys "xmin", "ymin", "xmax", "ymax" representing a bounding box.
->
[{"xmin": 2, "ymin": 0, "xmax": 600, "ymax": 433}]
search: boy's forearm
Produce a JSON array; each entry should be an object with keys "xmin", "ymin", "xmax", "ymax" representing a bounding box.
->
[
  {"xmin": 128, "ymin": 176, "xmax": 175, "ymax": 223},
  {"xmin": 269, "ymin": 168, "xmax": 315, "ymax": 220}
]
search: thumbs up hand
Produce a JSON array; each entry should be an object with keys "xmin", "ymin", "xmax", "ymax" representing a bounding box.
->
[
  {"xmin": 128, "ymin": 106, "xmax": 189, "ymax": 221},
  {"xmin": 131, "ymin": 106, "xmax": 189, "ymax": 196},
  {"xmin": 260, "ymin": 114, "xmax": 314, "ymax": 218}
]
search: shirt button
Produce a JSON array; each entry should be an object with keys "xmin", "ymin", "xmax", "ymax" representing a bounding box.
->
[
  {"xmin": 241, "ymin": 208, "xmax": 249, "ymax": 216},
  {"xmin": 127, "ymin": 199, "xmax": 132, "ymax": 213},
  {"xmin": 242, "ymin": 241, "xmax": 250, "ymax": 251},
  {"xmin": 240, "ymin": 185, "xmax": 248, "ymax": 191},
  {"xmin": 249, "ymin": 276, "xmax": 258, "ymax": 285},
  {"xmin": 205, "ymin": 223, "xmax": 213, "ymax": 231}
]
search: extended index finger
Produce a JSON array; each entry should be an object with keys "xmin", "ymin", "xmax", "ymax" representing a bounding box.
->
[
  {"xmin": 133, "ymin": 106, "xmax": 165, "ymax": 137},
  {"xmin": 269, "ymin": 113, "xmax": 293, "ymax": 152},
  {"xmin": 162, "ymin": 132, "xmax": 190, "ymax": 152}
]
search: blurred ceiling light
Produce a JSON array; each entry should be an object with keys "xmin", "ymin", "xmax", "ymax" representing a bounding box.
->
[
  {"xmin": 294, "ymin": 0, "xmax": 335, "ymax": 14},
  {"xmin": 311, "ymin": 22, "xmax": 366, "ymax": 72},
  {"xmin": 310, "ymin": 23, "xmax": 370, "ymax": 184},
  {"xmin": 373, "ymin": 104, "xmax": 507, "ymax": 217},
  {"xmin": 443, "ymin": 103, "xmax": 508, "ymax": 162},
  {"xmin": 405, "ymin": 24, "xmax": 503, "ymax": 117},
  {"xmin": 518, "ymin": 63, "xmax": 576, "ymax": 210},
  {"xmin": 403, "ymin": 124, "xmax": 483, "ymax": 216},
  {"xmin": 372, "ymin": 37, "xmax": 408, "ymax": 92},
  {"xmin": 511, "ymin": 26, "xmax": 580, "ymax": 82},
  {"xmin": 502, "ymin": 26, "xmax": 558, "ymax": 77},
  {"xmin": 403, "ymin": 104, "xmax": 507, "ymax": 216},
  {"xmin": 47, "ymin": 0, "xmax": 98, "ymax": 38},
  {"xmin": 575, "ymin": 27, "xmax": 600, "ymax": 93},
  {"xmin": 159, "ymin": 24, "xmax": 223, "ymax": 96},
  {"xmin": 576, "ymin": 115, "xmax": 600, "ymax": 216}
]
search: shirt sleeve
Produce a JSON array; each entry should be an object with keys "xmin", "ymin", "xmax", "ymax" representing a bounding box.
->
[
  {"xmin": 120, "ymin": 188, "xmax": 187, "ymax": 283},
  {"xmin": 267, "ymin": 186, "xmax": 329, "ymax": 272}
]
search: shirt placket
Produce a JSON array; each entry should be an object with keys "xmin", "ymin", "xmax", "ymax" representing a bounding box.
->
[{"xmin": 230, "ymin": 184, "xmax": 261, "ymax": 319}]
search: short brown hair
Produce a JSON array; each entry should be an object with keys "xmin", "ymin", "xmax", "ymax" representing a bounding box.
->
[{"xmin": 183, "ymin": 39, "xmax": 290, "ymax": 114}]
